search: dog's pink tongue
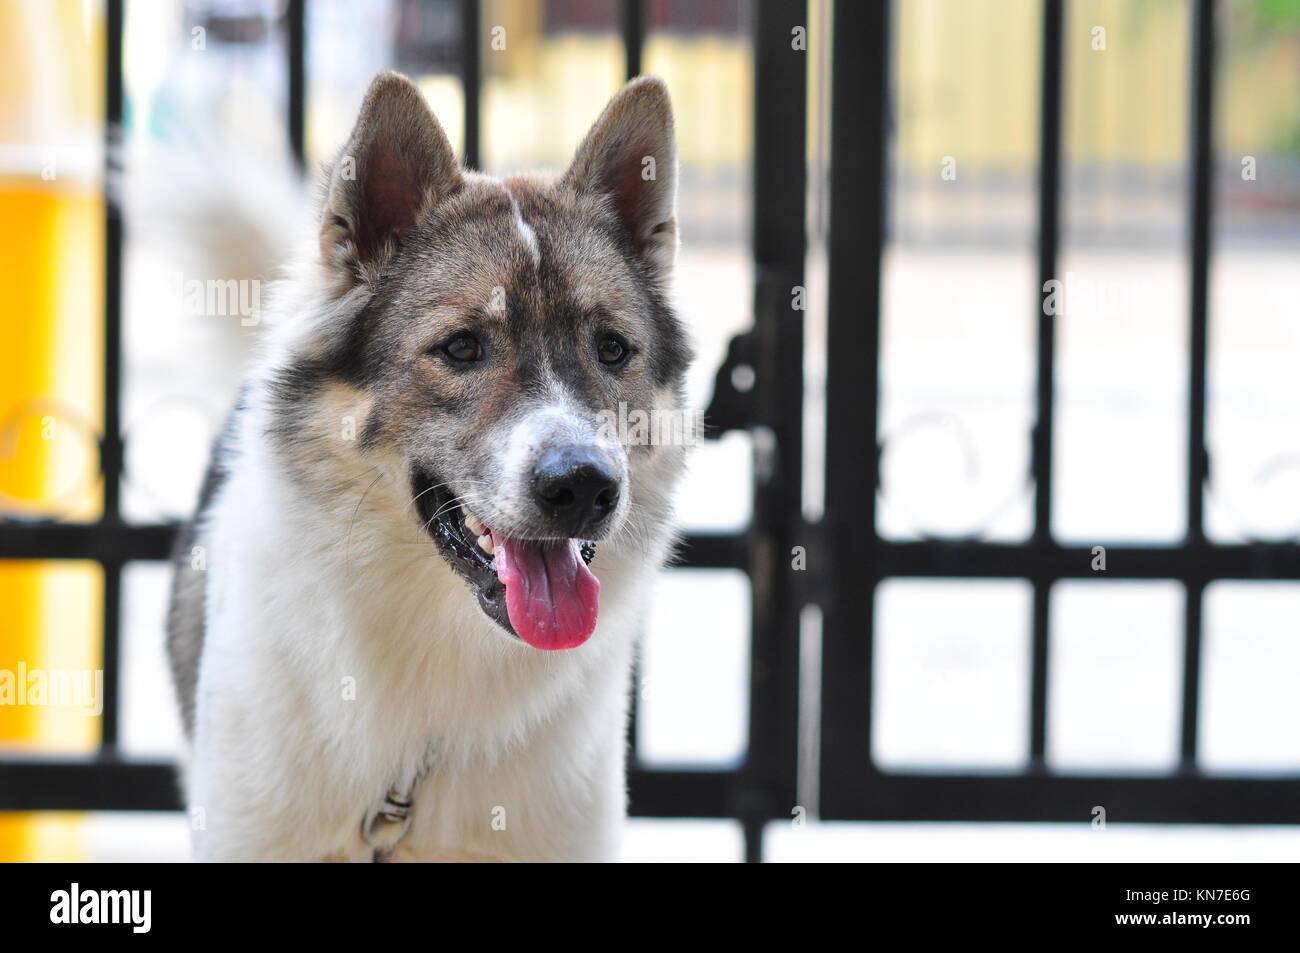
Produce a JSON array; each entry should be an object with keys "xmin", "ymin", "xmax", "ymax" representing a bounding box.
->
[{"xmin": 494, "ymin": 537, "xmax": 600, "ymax": 650}]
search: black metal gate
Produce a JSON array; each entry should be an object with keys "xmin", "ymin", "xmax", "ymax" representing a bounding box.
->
[
  {"xmin": 819, "ymin": 0, "xmax": 1300, "ymax": 833},
  {"xmin": 2, "ymin": 0, "xmax": 1298, "ymax": 864},
  {"xmin": 0, "ymin": 0, "xmax": 802, "ymax": 862}
]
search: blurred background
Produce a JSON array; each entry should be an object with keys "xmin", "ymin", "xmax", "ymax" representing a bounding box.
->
[{"xmin": 0, "ymin": 0, "xmax": 1298, "ymax": 861}]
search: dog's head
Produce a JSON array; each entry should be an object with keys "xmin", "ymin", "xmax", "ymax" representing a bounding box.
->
[{"xmin": 283, "ymin": 72, "xmax": 691, "ymax": 651}]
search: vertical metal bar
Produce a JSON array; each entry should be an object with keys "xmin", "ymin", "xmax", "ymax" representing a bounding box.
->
[
  {"xmin": 742, "ymin": 0, "xmax": 808, "ymax": 862},
  {"xmin": 1032, "ymin": 0, "xmax": 1062, "ymax": 545},
  {"xmin": 1187, "ymin": 0, "xmax": 1215, "ymax": 546},
  {"xmin": 1181, "ymin": 582, "xmax": 1205, "ymax": 765},
  {"xmin": 1182, "ymin": 0, "xmax": 1217, "ymax": 769},
  {"xmin": 101, "ymin": 0, "xmax": 126, "ymax": 750},
  {"xmin": 627, "ymin": 655, "xmax": 641, "ymax": 769},
  {"xmin": 1029, "ymin": 0, "xmax": 1064, "ymax": 767},
  {"xmin": 103, "ymin": 0, "xmax": 124, "ymax": 523},
  {"xmin": 101, "ymin": 558, "xmax": 122, "ymax": 750},
  {"xmin": 287, "ymin": 0, "xmax": 306, "ymax": 169},
  {"xmin": 622, "ymin": 0, "xmax": 644, "ymax": 80},
  {"xmin": 460, "ymin": 0, "xmax": 481, "ymax": 169},
  {"xmin": 1029, "ymin": 580, "xmax": 1051, "ymax": 764},
  {"xmin": 819, "ymin": 0, "xmax": 888, "ymax": 813},
  {"xmin": 742, "ymin": 818, "xmax": 764, "ymax": 864}
]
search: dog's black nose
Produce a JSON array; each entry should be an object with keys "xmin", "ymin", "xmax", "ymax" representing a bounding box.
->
[{"xmin": 532, "ymin": 447, "xmax": 619, "ymax": 534}]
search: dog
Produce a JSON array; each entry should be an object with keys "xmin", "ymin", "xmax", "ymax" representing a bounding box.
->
[{"xmin": 166, "ymin": 71, "xmax": 692, "ymax": 861}]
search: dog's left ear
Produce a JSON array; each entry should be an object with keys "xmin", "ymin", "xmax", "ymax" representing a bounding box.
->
[
  {"xmin": 321, "ymin": 71, "xmax": 462, "ymax": 286},
  {"xmin": 563, "ymin": 77, "xmax": 678, "ymax": 277}
]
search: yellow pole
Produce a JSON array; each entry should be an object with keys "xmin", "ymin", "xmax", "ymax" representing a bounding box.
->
[{"xmin": 0, "ymin": 0, "xmax": 104, "ymax": 862}]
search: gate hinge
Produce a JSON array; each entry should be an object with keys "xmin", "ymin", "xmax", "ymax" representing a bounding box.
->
[{"xmin": 703, "ymin": 329, "xmax": 758, "ymax": 438}]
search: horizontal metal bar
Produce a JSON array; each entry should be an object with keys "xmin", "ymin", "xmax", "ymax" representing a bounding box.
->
[
  {"xmin": 0, "ymin": 522, "xmax": 178, "ymax": 562},
  {"xmin": 0, "ymin": 759, "xmax": 181, "ymax": 812},
  {"xmin": 10, "ymin": 523, "xmax": 1300, "ymax": 581},
  {"xmin": 0, "ymin": 758, "xmax": 745, "ymax": 817},
  {"xmin": 670, "ymin": 532, "xmax": 749, "ymax": 570},
  {"xmin": 820, "ymin": 772, "xmax": 1300, "ymax": 825},
  {"xmin": 627, "ymin": 767, "xmax": 743, "ymax": 818},
  {"xmin": 0, "ymin": 524, "xmax": 747, "ymax": 570},
  {"xmin": 7, "ymin": 758, "xmax": 1298, "ymax": 827},
  {"xmin": 871, "ymin": 540, "xmax": 1300, "ymax": 581}
]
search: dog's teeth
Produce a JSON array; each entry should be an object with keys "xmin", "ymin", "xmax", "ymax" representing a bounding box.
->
[
  {"xmin": 464, "ymin": 511, "xmax": 485, "ymax": 536},
  {"xmin": 477, "ymin": 533, "xmax": 495, "ymax": 556}
]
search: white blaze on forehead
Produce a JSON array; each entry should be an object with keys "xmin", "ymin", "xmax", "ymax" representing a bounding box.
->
[{"xmin": 503, "ymin": 185, "xmax": 541, "ymax": 269}]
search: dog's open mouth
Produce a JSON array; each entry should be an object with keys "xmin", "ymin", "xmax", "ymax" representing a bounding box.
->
[{"xmin": 412, "ymin": 469, "xmax": 599, "ymax": 650}]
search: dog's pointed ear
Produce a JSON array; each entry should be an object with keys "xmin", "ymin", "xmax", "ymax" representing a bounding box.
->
[
  {"xmin": 320, "ymin": 71, "xmax": 461, "ymax": 285},
  {"xmin": 562, "ymin": 76, "xmax": 678, "ymax": 277}
]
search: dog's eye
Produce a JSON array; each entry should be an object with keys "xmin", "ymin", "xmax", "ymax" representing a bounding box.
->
[
  {"xmin": 596, "ymin": 334, "xmax": 630, "ymax": 367},
  {"xmin": 442, "ymin": 332, "xmax": 483, "ymax": 363}
]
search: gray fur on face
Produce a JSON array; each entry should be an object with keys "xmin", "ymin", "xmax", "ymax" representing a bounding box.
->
[{"xmin": 282, "ymin": 72, "xmax": 691, "ymax": 538}]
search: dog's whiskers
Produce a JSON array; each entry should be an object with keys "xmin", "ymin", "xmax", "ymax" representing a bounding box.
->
[
  {"xmin": 405, "ymin": 478, "xmax": 492, "ymax": 516},
  {"xmin": 345, "ymin": 468, "xmax": 387, "ymax": 570}
]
